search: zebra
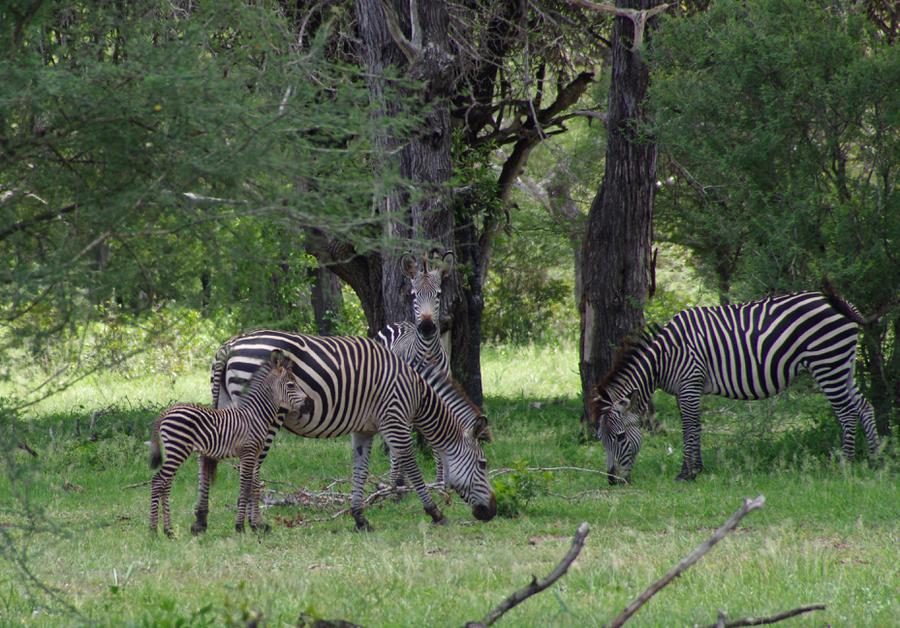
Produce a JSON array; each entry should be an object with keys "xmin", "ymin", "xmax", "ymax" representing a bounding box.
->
[
  {"xmin": 149, "ymin": 350, "xmax": 310, "ymax": 537},
  {"xmin": 375, "ymin": 250, "xmax": 454, "ymax": 377},
  {"xmin": 591, "ymin": 290, "xmax": 881, "ymax": 484},
  {"xmin": 211, "ymin": 329, "xmax": 496, "ymax": 530},
  {"xmin": 374, "ymin": 251, "xmax": 488, "ymax": 487}
]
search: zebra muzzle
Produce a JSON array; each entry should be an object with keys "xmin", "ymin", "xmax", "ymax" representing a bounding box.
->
[{"xmin": 472, "ymin": 494, "xmax": 497, "ymax": 521}]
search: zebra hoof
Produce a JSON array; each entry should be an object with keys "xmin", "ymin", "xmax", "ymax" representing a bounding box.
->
[
  {"xmin": 190, "ymin": 522, "xmax": 207, "ymax": 536},
  {"xmin": 251, "ymin": 522, "xmax": 271, "ymax": 534},
  {"xmin": 354, "ymin": 520, "xmax": 374, "ymax": 533},
  {"xmin": 675, "ymin": 473, "xmax": 696, "ymax": 482},
  {"xmin": 163, "ymin": 528, "xmax": 175, "ymax": 539},
  {"xmin": 235, "ymin": 523, "xmax": 245, "ymax": 533},
  {"xmin": 431, "ymin": 515, "xmax": 449, "ymax": 527}
]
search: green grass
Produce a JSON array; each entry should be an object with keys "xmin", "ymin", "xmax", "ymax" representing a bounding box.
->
[{"xmin": 1, "ymin": 343, "xmax": 897, "ymax": 626}]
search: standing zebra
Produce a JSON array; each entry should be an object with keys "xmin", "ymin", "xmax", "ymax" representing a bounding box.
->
[
  {"xmin": 149, "ymin": 350, "xmax": 310, "ymax": 537},
  {"xmin": 374, "ymin": 251, "xmax": 486, "ymax": 487},
  {"xmin": 375, "ymin": 250, "xmax": 453, "ymax": 377},
  {"xmin": 592, "ymin": 290, "xmax": 880, "ymax": 484},
  {"xmin": 211, "ymin": 329, "xmax": 496, "ymax": 530}
]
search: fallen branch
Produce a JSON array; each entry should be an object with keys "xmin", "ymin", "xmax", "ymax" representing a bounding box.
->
[
  {"xmin": 124, "ymin": 480, "xmax": 151, "ymax": 489},
  {"xmin": 608, "ymin": 495, "xmax": 766, "ymax": 628},
  {"xmin": 465, "ymin": 522, "xmax": 590, "ymax": 627},
  {"xmin": 17, "ymin": 441, "xmax": 38, "ymax": 457},
  {"xmin": 707, "ymin": 604, "xmax": 826, "ymax": 627},
  {"xmin": 490, "ymin": 465, "xmax": 630, "ymax": 484}
]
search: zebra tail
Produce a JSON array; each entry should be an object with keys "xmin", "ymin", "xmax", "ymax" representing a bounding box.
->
[
  {"xmin": 149, "ymin": 420, "xmax": 163, "ymax": 469},
  {"xmin": 822, "ymin": 279, "xmax": 866, "ymax": 326}
]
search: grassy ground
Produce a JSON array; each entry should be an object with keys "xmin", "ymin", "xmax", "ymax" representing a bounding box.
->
[{"xmin": 1, "ymin": 343, "xmax": 897, "ymax": 627}]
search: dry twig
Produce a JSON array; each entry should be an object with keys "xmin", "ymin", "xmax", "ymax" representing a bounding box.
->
[
  {"xmin": 608, "ymin": 495, "xmax": 766, "ymax": 627},
  {"xmin": 706, "ymin": 604, "xmax": 826, "ymax": 627},
  {"xmin": 465, "ymin": 522, "xmax": 590, "ymax": 627}
]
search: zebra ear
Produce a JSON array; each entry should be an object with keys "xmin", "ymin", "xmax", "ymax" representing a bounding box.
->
[
  {"xmin": 471, "ymin": 415, "xmax": 492, "ymax": 443},
  {"xmin": 269, "ymin": 349, "xmax": 287, "ymax": 368},
  {"xmin": 401, "ymin": 254, "xmax": 418, "ymax": 279},
  {"xmin": 613, "ymin": 395, "xmax": 633, "ymax": 414}
]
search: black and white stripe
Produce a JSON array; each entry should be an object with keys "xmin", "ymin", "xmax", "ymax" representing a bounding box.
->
[
  {"xmin": 592, "ymin": 291, "xmax": 880, "ymax": 483},
  {"xmin": 375, "ymin": 251, "xmax": 454, "ymax": 377},
  {"xmin": 149, "ymin": 350, "xmax": 309, "ymax": 536},
  {"xmin": 211, "ymin": 329, "xmax": 496, "ymax": 530}
]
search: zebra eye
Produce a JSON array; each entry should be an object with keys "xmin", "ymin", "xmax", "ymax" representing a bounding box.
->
[{"xmin": 477, "ymin": 460, "xmax": 486, "ymax": 471}]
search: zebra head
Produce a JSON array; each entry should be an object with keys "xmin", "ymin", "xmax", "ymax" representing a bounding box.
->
[
  {"xmin": 442, "ymin": 415, "xmax": 497, "ymax": 521},
  {"xmin": 264, "ymin": 350, "xmax": 311, "ymax": 419},
  {"xmin": 593, "ymin": 390, "xmax": 642, "ymax": 485},
  {"xmin": 402, "ymin": 250, "xmax": 454, "ymax": 340}
]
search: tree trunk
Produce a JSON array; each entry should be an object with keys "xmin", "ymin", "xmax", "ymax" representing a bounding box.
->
[
  {"xmin": 311, "ymin": 265, "xmax": 343, "ymax": 336},
  {"xmin": 578, "ymin": 1, "xmax": 661, "ymax": 424}
]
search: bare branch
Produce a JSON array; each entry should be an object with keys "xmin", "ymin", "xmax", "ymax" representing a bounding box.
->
[
  {"xmin": 707, "ymin": 604, "xmax": 826, "ymax": 628},
  {"xmin": 0, "ymin": 203, "xmax": 78, "ymax": 242},
  {"xmin": 608, "ymin": 495, "xmax": 766, "ymax": 628},
  {"xmin": 567, "ymin": 0, "xmax": 671, "ymax": 50},
  {"xmin": 466, "ymin": 522, "xmax": 591, "ymax": 627},
  {"xmin": 379, "ymin": 0, "xmax": 420, "ymax": 63}
]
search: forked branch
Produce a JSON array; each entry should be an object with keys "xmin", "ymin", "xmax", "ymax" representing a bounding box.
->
[
  {"xmin": 567, "ymin": 0, "xmax": 671, "ymax": 51},
  {"xmin": 466, "ymin": 522, "xmax": 590, "ymax": 627},
  {"xmin": 608, "ymin": 495, "xmax": 766, "ymax": 627}
]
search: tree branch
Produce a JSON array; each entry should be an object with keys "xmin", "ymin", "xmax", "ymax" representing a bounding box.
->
[
  {"xmin": 568, "ymin": 0, "xmax": 671, "ymax": 50},
  {"xmin": 0, "ymin": 203, "xmax": 78, "ymax": 242},
  {"xmin": 608, "ymin": 495, "xmax": 766, "ymax": 628},
  {"xmin": 466, "ymin": 522, "xmax": 591, "ymax": 627},
  {"xmin": 379, "ymin": 0, "xmax": 421, "ymax": 63},
  {"xmin": 707, "ymin": 604, "xmax": 826, "ymax": 628}
]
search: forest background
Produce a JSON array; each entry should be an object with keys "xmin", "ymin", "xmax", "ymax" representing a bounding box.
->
[{"xmin": 0, "ymin": 0, "xmax": 897, "ymax": 625}]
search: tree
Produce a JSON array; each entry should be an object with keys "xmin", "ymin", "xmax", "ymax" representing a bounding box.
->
[
  {"xmin": 649, "ymin": 0, "xmax": 899, "ymax": 432},
  {"xmin": 577, "ymin": 0, "xmax": 667, "ymax": 422}
]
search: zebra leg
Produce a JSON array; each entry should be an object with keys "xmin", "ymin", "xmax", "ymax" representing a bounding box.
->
[
  {"xmin": 384, "ymin": 428, "xmax": 444, "ymax": 525},
  {"xmin": 191, "ymin": 456, "xmax": 217, "ymax": 535},
  {"xmin": 249, "ymin": 457, "xmax": 270, "ymax": 533},
  {"xmin": 853, "ymin": 389, "xmax": 880, "ymax": 457},
  {"xmin": 350, "ymin": 433, "xmax": 375, "ymax": 531},
  {"xmin": 676, "ymin": 389, "xmax": 703, "ymax": 481},
  {"xmin": 433, "ymin": 452, "xmax": 445, "ymax": 488},
  {"xmin": 151, "ymin": 442, "xmax": 190, "ymax": 538},
  {"xmin": 235, "ymin": 450, "xmax": 256, "ymax": 533},
  {"xmin": 811, "ymin": 367, "xmax": 868, "ymax": 461}
]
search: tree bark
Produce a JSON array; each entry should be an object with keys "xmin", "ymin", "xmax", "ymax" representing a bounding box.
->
[
  {"xmin": 578, "ymin": 0, "xmax": 661, "ymax": 423},
  {"xmin": 311, "ymin": 264, "xmax": 343, "ymax": 336}
]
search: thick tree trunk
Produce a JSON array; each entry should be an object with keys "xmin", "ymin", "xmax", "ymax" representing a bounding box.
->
[
  {"xmin": 311, "ymin": 265, "xmax": 343, "ymax": 336},
  {"xmin": 578, "ymin": 1, "xmax": 660, "ymax": 423},
  {"xmin": 356, "ymin": 0, "xmax": 473, "ymax": 392}
]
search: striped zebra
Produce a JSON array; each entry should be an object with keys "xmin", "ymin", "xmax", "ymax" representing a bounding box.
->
[
  {"xmin": 375, "ymin": 250, "xmax": 454, "ymax": 377},
  {"xmin": 211, "ymin": 329, "xmax": 496, "ymax": 530},
  {"xmin": 592, "ymin": 290, "xmax": 880, "ymax": 484},
  {"xmin": 149, "ymin": 350, "xmax": 310, "ymax": 537}
]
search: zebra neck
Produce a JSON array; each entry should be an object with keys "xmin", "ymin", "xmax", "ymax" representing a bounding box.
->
[{"xmin": 239, "ymin": 389, "xmax": 279, "ymax": 422}]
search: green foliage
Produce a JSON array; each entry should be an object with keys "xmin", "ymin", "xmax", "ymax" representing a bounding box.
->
[
  {"xmin": 649, "ymin": 0, "xmax": 899, "ymax": 427},
  {"xmin": 492, "ymin": 461, "xmax": 554, "ymax": 518}
]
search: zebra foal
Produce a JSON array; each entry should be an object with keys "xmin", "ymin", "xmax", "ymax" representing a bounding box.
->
[
  {"xmin": 592, "ymin": 290, "xmax": 881, "ymax": 484},
  {"xmin": 149, "ymin": 350, "xmax": 310, "ymax": 537}
]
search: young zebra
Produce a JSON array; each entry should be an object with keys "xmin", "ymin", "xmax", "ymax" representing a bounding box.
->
[
  {"xmin": 592, "ymin": 290, "xmax": 881, "ymax": 484},
  {"xmin": 211, "ymin": 330, "xmax": 496, "ymax": 531},
  {"xmin": 149, "ymin": 350, "xmax": 310, "ymax": 537}
]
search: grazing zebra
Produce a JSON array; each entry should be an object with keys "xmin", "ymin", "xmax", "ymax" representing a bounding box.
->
[
  {"xmin": 149, "ymin": 350, "xmax": 310, "ymax": 537},
  {"xmin": 211, "ymin": 329, "xmax": 496, "ymax": 530},
  {"xmin": 375, "ymin": 250, "xmax": 454, "ymax": 377},
  {"xmin": 592, "ymin": 290, "xmax": 880, "ymax": 484}
]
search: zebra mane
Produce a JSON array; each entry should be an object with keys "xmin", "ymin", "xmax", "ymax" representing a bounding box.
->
[
  {"xmin": 414, "ymin": 358, "xmax": 486, "ymax": 417},
  {"xmin": 590, "ymin": 325, "xmax": 660, "ymax": 417}
]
